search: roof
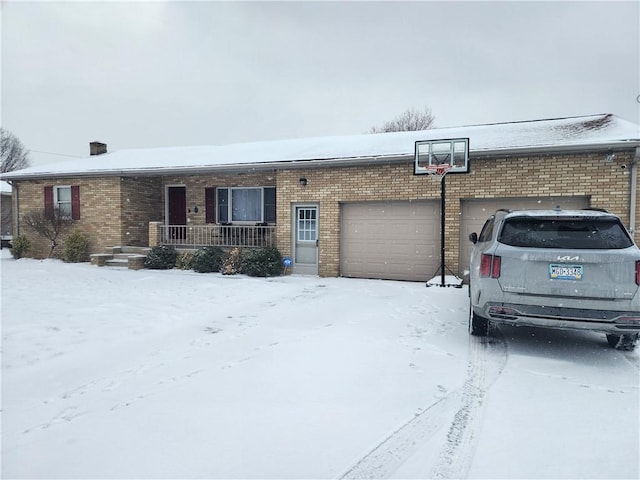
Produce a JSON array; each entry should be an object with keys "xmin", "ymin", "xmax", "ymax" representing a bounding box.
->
[
  {"xmin": 3, "ymin": 113, "xmax": 639, "ymax": 180},
  {"xmin": 0, "ymin": 180, "xmax": 12, "ymax": 193}
]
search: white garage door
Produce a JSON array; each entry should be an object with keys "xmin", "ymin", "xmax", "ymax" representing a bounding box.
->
[
  {"xmin": 341, "ymin": 201, "xmax": 440, "ymax": 281},
  {"xmin": 459, "ymin": 196, "xmax": 590, "ymax": 278}
]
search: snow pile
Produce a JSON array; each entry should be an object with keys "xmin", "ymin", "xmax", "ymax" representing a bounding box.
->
[{"xmin": 426, "ymin": 275, "xmax": 464, "ymax": 287}]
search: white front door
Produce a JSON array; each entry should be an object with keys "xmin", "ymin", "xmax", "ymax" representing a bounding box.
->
[{"xmin": 294, "ymin": 205, "xmax": 319, "ymax": 275}]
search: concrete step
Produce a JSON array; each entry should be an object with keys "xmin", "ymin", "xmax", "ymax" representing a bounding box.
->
[
  {"xmin": 120, "ymin": 246, "xmax": 151, "ymax": 255},
  {"xmin": 105, "ymin": 258, "xmax": 129, "ymax": 267},
  {"xmin": 104, "ymin": 246, "xmax": 150, "ymax": 255},
  {"xmin": 92, "ymin": 246, "xmax": 148, "ymax": 269},
  {"xmin": 113, "ymin": 253, "xmax": 142, "ymax": 260}
]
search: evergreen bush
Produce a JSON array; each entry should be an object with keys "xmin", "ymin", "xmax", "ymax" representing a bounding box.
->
[
  {"xmin": 241, "ymin": 246, "xmax": 283, "ymax": 277},
  {"xmin": 63, "ymin": 229, "xmax": 89, "ymax": 263},
  {"xmin": 191, "ymin": 246, "xmax": 224, "ymax": 273},
  {"xmin": 10, "ymin": 234, "xmax": 30, "ymax": 259},
  {"xmin": 144, "ymin": 245, "xmax": 177, "ymax": 270},
  {"xmin": 175, "ymin": 251, "xmax": 195, "ymax": 270}
]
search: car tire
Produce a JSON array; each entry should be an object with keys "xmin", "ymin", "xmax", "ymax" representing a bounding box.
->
[
  {"xmin": 606, "ymin": 333, "xmax": 640, "ymax": 351},
  {"xmin": 469, "ymin": 303, "xmax": 489, "ymax": 337}
]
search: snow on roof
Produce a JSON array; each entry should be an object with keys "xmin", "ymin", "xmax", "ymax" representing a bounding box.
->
[
  {"xmin": 3, "ymin": 114, "xmax": 639, "ymax": 180},
  {"xmin": 0, "ymin": 181, "xmax": 12, "ymax": 193}
]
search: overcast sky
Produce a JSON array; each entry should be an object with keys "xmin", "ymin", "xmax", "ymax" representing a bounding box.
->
[{"xmin": 2, "ymin": 1, "xmax": 639, "ymax": 167}]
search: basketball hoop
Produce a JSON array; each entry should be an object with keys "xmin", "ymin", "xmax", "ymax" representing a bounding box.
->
[
  {"xmin": 414, "ymin": 138, "xmax": 469, "ymax": 287},
  {"xmin": 425, "ymin": 164, "xmax": 452, "ymax": 182}
]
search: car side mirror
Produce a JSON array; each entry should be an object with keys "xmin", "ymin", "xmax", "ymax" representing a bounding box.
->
[{"xmin": 469, "ymin": 232, "xmax": 478, "ymax": 244}]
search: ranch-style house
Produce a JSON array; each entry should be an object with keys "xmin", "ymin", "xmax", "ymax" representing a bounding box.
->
[{"xmin": 2, "ymin": 113, "xmax": 639, "ymax": 281}]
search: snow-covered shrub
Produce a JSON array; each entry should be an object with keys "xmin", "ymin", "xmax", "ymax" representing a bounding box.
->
[
  {"xmin": 241, "ymin": 246, "xmax": 282, "ymax": 277},
  {"xmin": 222, "ymin": 247, "xmax": 242, "ymax": 275},
  {"xmin": 144, "ymin": 246, "xmax": 177, "ymax": 270},
  {"xmin": 63, "ymin": 229, "xmax": 89, "ymax": 263},
  {"xmin": 175, "ymin": 251, "xmax": 195, "ymax": 270},
  {"xmin": 191, "ymin": 246, "xmax": 224, "ymax": 273},
  {"xmin": 10, "ymin": 234, "xmax": 30, "ymax": 259}
]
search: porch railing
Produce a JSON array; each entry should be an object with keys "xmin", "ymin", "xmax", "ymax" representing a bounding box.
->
[{"xmin": 160, "ymin": 224, "xmax": 276, "ymax": 249}]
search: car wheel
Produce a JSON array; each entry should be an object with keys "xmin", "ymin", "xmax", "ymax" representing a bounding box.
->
[
  {"xmin": 469, "ymin": 302, "xmax": 489, "ymax": 336},
  {"xmin": 606, "ymin": 333, "xmax": 640, "ymax": 351}
]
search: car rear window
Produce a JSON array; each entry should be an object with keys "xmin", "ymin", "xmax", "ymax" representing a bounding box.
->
[{"xmin": 498, "ymin": 217, "xmax": 634, "ymax": 249}]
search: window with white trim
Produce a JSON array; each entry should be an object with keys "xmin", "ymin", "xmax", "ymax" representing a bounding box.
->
[
  {"xmin": 54, "ymin": 186, "xmax": 72, "ymax": 218},
  {"xmin": 216, "ymin": 187, "xmax": 276, "ymax": 224}
]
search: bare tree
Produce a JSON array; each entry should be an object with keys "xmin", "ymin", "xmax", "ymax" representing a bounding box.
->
[
  {"xmin": 1, "ymin": 128, "xmax": 31, "ymax": 173},
  {"xmin": 369, "ymin": 106, "xmax": 436, "ymax": 133},
  {"xmin": 22, "ymin": 208, "xmax": 73, "ymax": 257}
]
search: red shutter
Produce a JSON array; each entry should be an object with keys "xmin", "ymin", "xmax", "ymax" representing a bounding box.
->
[
  {"xmin": 44, "ymin": 186, "xmax": 53, "ymax": 216},
  {"xmin": 205, "ymin": 187, "xmax": 216, "ymax": 223},
  {"xmin": 71, "ymin": 185, "xmax": 80, "ymax": 220}
]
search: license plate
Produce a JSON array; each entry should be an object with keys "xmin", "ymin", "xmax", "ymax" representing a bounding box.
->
[{"xmin": 549, "ymin": 264, "xmax": 583, "ymax": 280}]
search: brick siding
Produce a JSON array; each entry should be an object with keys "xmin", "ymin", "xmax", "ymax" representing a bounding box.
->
[
  {"xmin": 12, "ymin": 149, "xmax": 638, "ymax": 274},
  {"xmin": 120, "ymin": 177, "xmax": 163, "ymax": 246},
  {"xmin": 277, "ymin": 150, "xmax": 636, "ymax": 277},
  {"xmin": 15, "ymin": 178, "xmax": 123, "ymax": 258}
]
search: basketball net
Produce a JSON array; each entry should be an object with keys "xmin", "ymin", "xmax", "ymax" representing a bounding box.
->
[{"xmin": 425, "ymin": 164, "xmax": 452, "ymax": 182}]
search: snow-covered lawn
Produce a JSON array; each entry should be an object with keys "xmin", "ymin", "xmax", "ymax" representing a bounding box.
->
[{"xmin": 1, "ymin": 250, "xmax": 638, "ymax": 479}]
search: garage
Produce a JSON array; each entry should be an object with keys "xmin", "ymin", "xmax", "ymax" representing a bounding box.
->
[
  {"xmin": 458, "ymin": 196, "xmax": 591, "ymax": 278},
  {"xmin": 340, "ymin": 201, "xmax": 439, "ymax": 281}
]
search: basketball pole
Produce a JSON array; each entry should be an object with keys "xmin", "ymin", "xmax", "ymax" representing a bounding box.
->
[{"xmin": 440, "ymin": 173, "xmax": 446, "ymax": 287}]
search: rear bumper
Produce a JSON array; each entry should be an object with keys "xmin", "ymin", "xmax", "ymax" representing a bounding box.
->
[{"xmin": 479, "ymin": 302, "xmax": 640, "ymax": 334}]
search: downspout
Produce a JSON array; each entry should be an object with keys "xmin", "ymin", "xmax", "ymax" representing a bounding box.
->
[
  {"xmin": 12, "ymin": 181, "xmax": 19, "ymax": 237},
  {"xmin": 7, "ymin": 180, "xmax": 19, "ymax": 237},
  {"xmin": 630, "ymin": 147, "xmax": 639, "ymax": 238}
]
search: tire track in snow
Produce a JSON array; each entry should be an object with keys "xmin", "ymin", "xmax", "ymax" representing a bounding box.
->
[
  {"xmin": 428, "ymin": 333, "xmax": 506, "ymax": 479},
  {"xmin": 340, "ymin": 332, "xmax": 507, "ymax": 480},
  {"xmin": 339, "ymin": 394, "xmax": 459, "ymax": 479}
]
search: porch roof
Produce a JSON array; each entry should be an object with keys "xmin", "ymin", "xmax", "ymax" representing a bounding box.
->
[{"xmin": 3, "ymin": 113, "xmax": 639, "ymax": 180}]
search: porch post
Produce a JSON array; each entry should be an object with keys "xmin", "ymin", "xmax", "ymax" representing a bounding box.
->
[{"xmin": 149, "ymin": 221, "xmax": 162, "ymax": 247}]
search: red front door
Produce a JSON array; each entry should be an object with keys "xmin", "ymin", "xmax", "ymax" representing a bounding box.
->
[{"xmin": 168, "ymin": 186, "xmax": 186, "ymax": 240}]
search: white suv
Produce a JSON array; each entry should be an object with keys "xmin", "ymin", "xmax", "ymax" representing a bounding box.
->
[{"xmin": 468, "ymin": 208, "xmax": 640, "ymax": 351}]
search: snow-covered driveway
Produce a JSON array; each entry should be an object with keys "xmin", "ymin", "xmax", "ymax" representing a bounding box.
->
[{"xmin": 1, "ymin": 251, "xmax": 638, "ymax": 479}]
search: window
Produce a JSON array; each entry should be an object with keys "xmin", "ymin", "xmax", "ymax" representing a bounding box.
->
[
  {"xmin": 498, "ymin": 217, "xmax": 634, "ymax": 249},
  {"xmin": 44, "ymin": 185, "xmax": 80, "ymax": 220},
  {"xmin": 216, "ymin": 187, "xmax": 276, "ymax": 224},
  {"xmin": 297, "ymin": 208, "xmax": 317, "ymax": 241},
  {"xmin": 478, "ymin": 216, "xmax": 495, "ymax": 243},
  {"xmin": 55, "ymin": 187, "xmax": 72, "ymax": 217}
]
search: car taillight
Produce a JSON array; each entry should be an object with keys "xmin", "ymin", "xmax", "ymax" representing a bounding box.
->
[
  {"xmin": 480, "ymin": 254, "xmax": 501, "ymax": 278},
  {"xmin": 492, "ymin": 255, "xmax": 501, "ymax": 278},
  {"xmin": 636, "ymin": 261, "xmax": 640, "ymax": 286}
]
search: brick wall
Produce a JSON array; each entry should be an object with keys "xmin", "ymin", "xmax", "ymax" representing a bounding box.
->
[
  {"xmin": 12, "ymin": 149, "xmax": 636, "ymax": 271},
  {"xmin": 120, "ymin": 177, "xmax": 163, "ymax": 246},
  {"xmin": 14, "ymin": 177, "xmax": 123, "ymax": 258},
  {"xmin": 277, "ymin": 149, "xmax": 636, "ymax": 277}
]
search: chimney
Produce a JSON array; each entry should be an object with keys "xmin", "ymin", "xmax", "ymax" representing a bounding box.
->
[{"xmin": 90, "ymin": 141, "xmax": 107, "ymax": 156}]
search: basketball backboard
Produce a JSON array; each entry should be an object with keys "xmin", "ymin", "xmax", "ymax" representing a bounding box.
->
[{"xmin": 414, "ymin": 138, "xmax": 469, "ymax": 175}]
